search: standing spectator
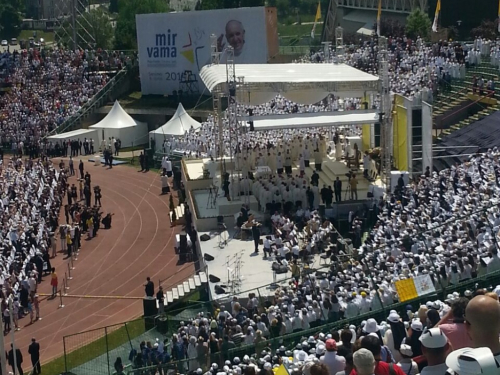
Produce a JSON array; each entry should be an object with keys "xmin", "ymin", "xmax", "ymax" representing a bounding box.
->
[
  {"xmin": 28, "ymin": 338, "xmax": 40, "ymax": 375},
  {"xmin": 438, "ymin": 297, "xmax": 472, "ymax": 350},
  {"xmin": 418, "ymin": 328, "xmax": 451, "ymax": 375},
  {"xmin": 353, "ymin": 349, "xmax": 376, "ymax": 375},
  {"xmin": 7, "ymin": 344, "xmax": 23, "ymax": 375},
  {"xmin": 145, "ymin": 277, "xmax": 154, "ymax": 297},
  {"xmin": 396, "ymin": 344, "xmax": 418, "ymax": 375},
  {"xmin": 50, "ymin": 268, "xmax": 58, "ymax": 298},
  {"xmin": 320, "ymin": 339, "xmax": 345, "ymax": 375},
  {"xmin": 464, "ymin": 295, "xmax": 500, "ymax": 359},
  {"xmin": 156, "ymin": 286, "xmax": 165, "ymax": 314}
]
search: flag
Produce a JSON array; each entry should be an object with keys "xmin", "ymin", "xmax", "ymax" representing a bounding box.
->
[
  {"xmin": 376, "ymin": 0, "xmax": 382, "ymax": 36},
  {"xmin": 432, "ymin": 0, "xmax": 441, "ymax": 33},
  {"xmin": 273, "ymin": 364, "xmax": 290, "ymax": 375},
  {"xmin": 310, "ymin": 2, "xmax": 322, "ymax": 39}
]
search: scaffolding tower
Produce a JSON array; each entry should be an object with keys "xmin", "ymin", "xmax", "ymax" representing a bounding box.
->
[
  {"xmin": 378, "ymin": 36, "xmax": 392, "ymax": 192},
  {"xmin": 335, "ymin": 27, "xmax": 344, "ymax": 63},
  {"xmin": 54, "ymin": 0, "xmax": 96, "ymax": 50}
]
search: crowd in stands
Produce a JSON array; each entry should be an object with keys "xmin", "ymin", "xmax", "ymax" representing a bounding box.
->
[
  {"xmin": 0, "ymin": 48, "xmax": 132, "ymax": 155},
  {"xmin": 126, "ymin": 285, "xmax": 500, "ymax": 375}
]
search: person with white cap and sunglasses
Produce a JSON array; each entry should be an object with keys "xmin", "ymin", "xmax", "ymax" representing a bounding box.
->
[{"xmin": 418, "ymin": 328, "xmax": 451, "ymax": 375}]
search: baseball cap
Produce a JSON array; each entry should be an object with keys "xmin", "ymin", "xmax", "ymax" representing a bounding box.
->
[
  {"xmin": 446, "ymin": 347, "xmax": 500, "ymax": 375},
  {"xmin": 325, "ymin": 339, "xmax": 337, "ymax": 351},
  {"xmin": 411, "ymin": 319, "xmax": 423, "ymax": 332},
  {"xmin": 399, "ymin": 344, "xmax": 413, "ymax": 357},
  {"xmin": 419, "ymin": 327, "xmax": 448, "ymax": 349}
]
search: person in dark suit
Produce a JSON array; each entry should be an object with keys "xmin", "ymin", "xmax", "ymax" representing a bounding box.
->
[
  {"xmin": 311, "ymin": 171, "xmax": 319, "ymax": 186},
  {"xmin": 28, "ymin": 338, "xmax": 40, "ymax": 375},
  {"xmin": 334, "ymin": 177, "xmax": 342, "ymax": 202},
  {"xmin": 144, "ymin": 277, "xmax": 154, "ymax": 297},
  {"xmin": 398, "ymin": 174, "xmax": 405, "ymax": 190},
  {"xmin": 251, "ymin": 223, "xmax": 260, "ymax": 253},
  {"xmin": 8, "ymin": 344, "xmax": 23, "ymax": 375}
]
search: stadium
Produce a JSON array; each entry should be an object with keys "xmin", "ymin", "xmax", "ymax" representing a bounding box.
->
[{"xmin": 1, "ymin": 0, "xmax": 500, "ymax": 374}]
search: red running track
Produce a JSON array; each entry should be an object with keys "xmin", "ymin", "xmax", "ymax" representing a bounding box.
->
[{"xmin": 3, "ymin": 160, "xmax": 194, "ymax": 365}]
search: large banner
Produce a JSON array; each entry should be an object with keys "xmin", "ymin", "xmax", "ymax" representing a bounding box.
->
[{"xmin": 136, "ymin": 7, "xmax": 270, "ymax": 95}]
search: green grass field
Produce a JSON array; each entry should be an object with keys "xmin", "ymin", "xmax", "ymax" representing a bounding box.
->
[
  {"xmin": 41, "ymin": 318, "xmax": 146, "ymax": 375},
  {"xmin": 18, "ymin": 30, "xmax": 55, "ymax": 43}
]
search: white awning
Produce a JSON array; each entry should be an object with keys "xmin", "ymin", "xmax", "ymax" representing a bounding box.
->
[
  {"xmin": 47, "ymin": 128, "xmax": 98, "ymax": 140},
  {"xmin": 200, "ymin": 63, "xmax": 379, "ymax": 103},
  {"xmin": 247, "ymin": 110, "xmax": 378, "ymax": 131}
]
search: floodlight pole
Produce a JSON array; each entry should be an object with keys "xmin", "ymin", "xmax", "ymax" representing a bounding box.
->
[
  {"xmin": 225, "ymin": 46, "xmax": 239, "ymax": 201},
  {"xmin": 378, "ymin": 36, "xmax": 392, "ymax": 192},
  {"xmin": 335, "ymin": 27, "xmax": 344, "ymax": 63}
]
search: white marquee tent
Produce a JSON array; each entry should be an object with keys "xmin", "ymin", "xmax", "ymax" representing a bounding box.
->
[
  {"xmin": 90, "ymin": 101, "xmax": 148, "ymax": 148},
  {"xmin": 150, "ymin": 103, "xmax": 201, "ymax": 147}
]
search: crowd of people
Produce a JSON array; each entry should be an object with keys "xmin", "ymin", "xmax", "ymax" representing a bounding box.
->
[
  {"xmin": 125, "ymin": 286, "xmax": 500, "ymax": 375},
  {"xmin": 123, "ymin": 143, "xmax": 500, "ymax": 374},
  {"xmin": 0, "ymin": 48, "xmax": 132, "ymax": 155}
]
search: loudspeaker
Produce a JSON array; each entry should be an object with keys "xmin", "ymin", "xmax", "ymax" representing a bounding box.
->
[
  {"xmin": 143, "ymin": 297, "xmax": 157, "ymax": 318},
  {"xmin": 204, "ymin": 253, "xmax": 214, "ymax": 261},
  {"xmin": 209, "ymin": 274, "xmax": 221, "ymax": 283},
  {"xmin": 249, "ymin": 121, "xmax": 254, "ymax": 131},
  {"xmin": 319, "ymin": 204, "xmax": 326, "ymax": 218},
  {"xmin": 215, "ymin": 285, "xmax": 226, "ymax": 294},
  {"xmin": 179, "ymin": 231, "xmax": 188, "ymax": 253}
]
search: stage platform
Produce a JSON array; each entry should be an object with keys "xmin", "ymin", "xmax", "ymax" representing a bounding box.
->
[
  {"xmin": 199, "ymin": 228, "xmax": 324, "ymax": 302},
  {"xmin": 192, "ymin": 190, "xmax": 259, "ymax": 218}
]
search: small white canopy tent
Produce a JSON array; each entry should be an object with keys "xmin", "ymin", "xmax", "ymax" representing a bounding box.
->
[
  {"xmin": 89, "ymin": 101, "xmax": 148, "ymax": 148},
  {"xmin": 149, "ymin": 103, "xmax": 201, "ymax": 147}
]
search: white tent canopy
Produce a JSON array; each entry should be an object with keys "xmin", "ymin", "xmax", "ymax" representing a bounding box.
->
[
  {"xmin": 200, "ymin": 63, "xmax": 379, "ymax": 105},
  {"xmin": 47, "ymin": 128, "xmax": 99, "ymax": 145},
  {"xmin": 90, "ymin": 100, "xmax": 148, "ymax": 148},
  {"xmin": 246, "ymin": 110, "xmax": 379, "ymax": 131},
  {"xmin": 149, "ymin": 103, "xmax": 201, "ymax": 147}
]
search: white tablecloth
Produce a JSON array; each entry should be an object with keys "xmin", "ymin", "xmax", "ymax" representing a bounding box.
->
[{"xmin": 256, "ymin": 166, "xmax": 272, "ymax": 178}]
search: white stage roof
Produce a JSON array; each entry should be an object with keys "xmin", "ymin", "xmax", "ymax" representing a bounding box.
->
[
  {"xmin": 247, "ymin": 110, "xmax": 378, "ymax": 131},
  {"xmin": 200, "ymin": 63, "xmax": 379, "ymax": 103}
]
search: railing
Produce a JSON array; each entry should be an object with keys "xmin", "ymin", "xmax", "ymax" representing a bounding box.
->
[{"xmin": 436, "ymin": 89, "xmax": 495, "ymax": 127}]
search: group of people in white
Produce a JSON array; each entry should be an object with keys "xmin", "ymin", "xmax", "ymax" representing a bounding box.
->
[{"xmin": 0, "ymin": 157, "xmax": 64, "ymax": 325}]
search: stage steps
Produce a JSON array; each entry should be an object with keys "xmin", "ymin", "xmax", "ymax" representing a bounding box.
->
[
  {"xmin": 300, "ymin": 160, "xmax": 371, "ymax": 199},
  {"xmin": 159, "ymin": 271, "xmax": 208, "ymax": 308}
]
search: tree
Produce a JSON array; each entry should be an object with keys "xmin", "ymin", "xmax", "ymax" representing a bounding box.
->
[
  {"xmin": 405, "ymin": 8, "xmax": 432, "ymax": 39},
  {"xmin": 471, "ymin": 20, "xmax": 497, "ymax": 40},
  {"xmin": 114, "ymin": 0, "xmax": 169, "ymax": 50},
  {"xmin": 200, "ymin": 0, "xmax": 263, "ymax": 10},
  {"xmin": 0, "ymin": 1, "xmax": 22, "ymax": 39},
  {"xmin": 57, "ymin": 8, "xmax": 114, "ymax": 50}
]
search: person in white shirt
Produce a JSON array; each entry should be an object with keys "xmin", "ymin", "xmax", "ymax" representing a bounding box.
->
[
  {"xmin": 321, "ymin": 339, "xmax": 346, "ymax": 375},
  {"xmin": 418, "ymin": 328, "xmax": 451, "ymax": 375},
  {"xmin": 397, "ymin": 344, "xmax": 418, "ymax": 375},
  {"xmin": 263, "ymin": 237, "xmax": 271, "ymax": 258}
]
